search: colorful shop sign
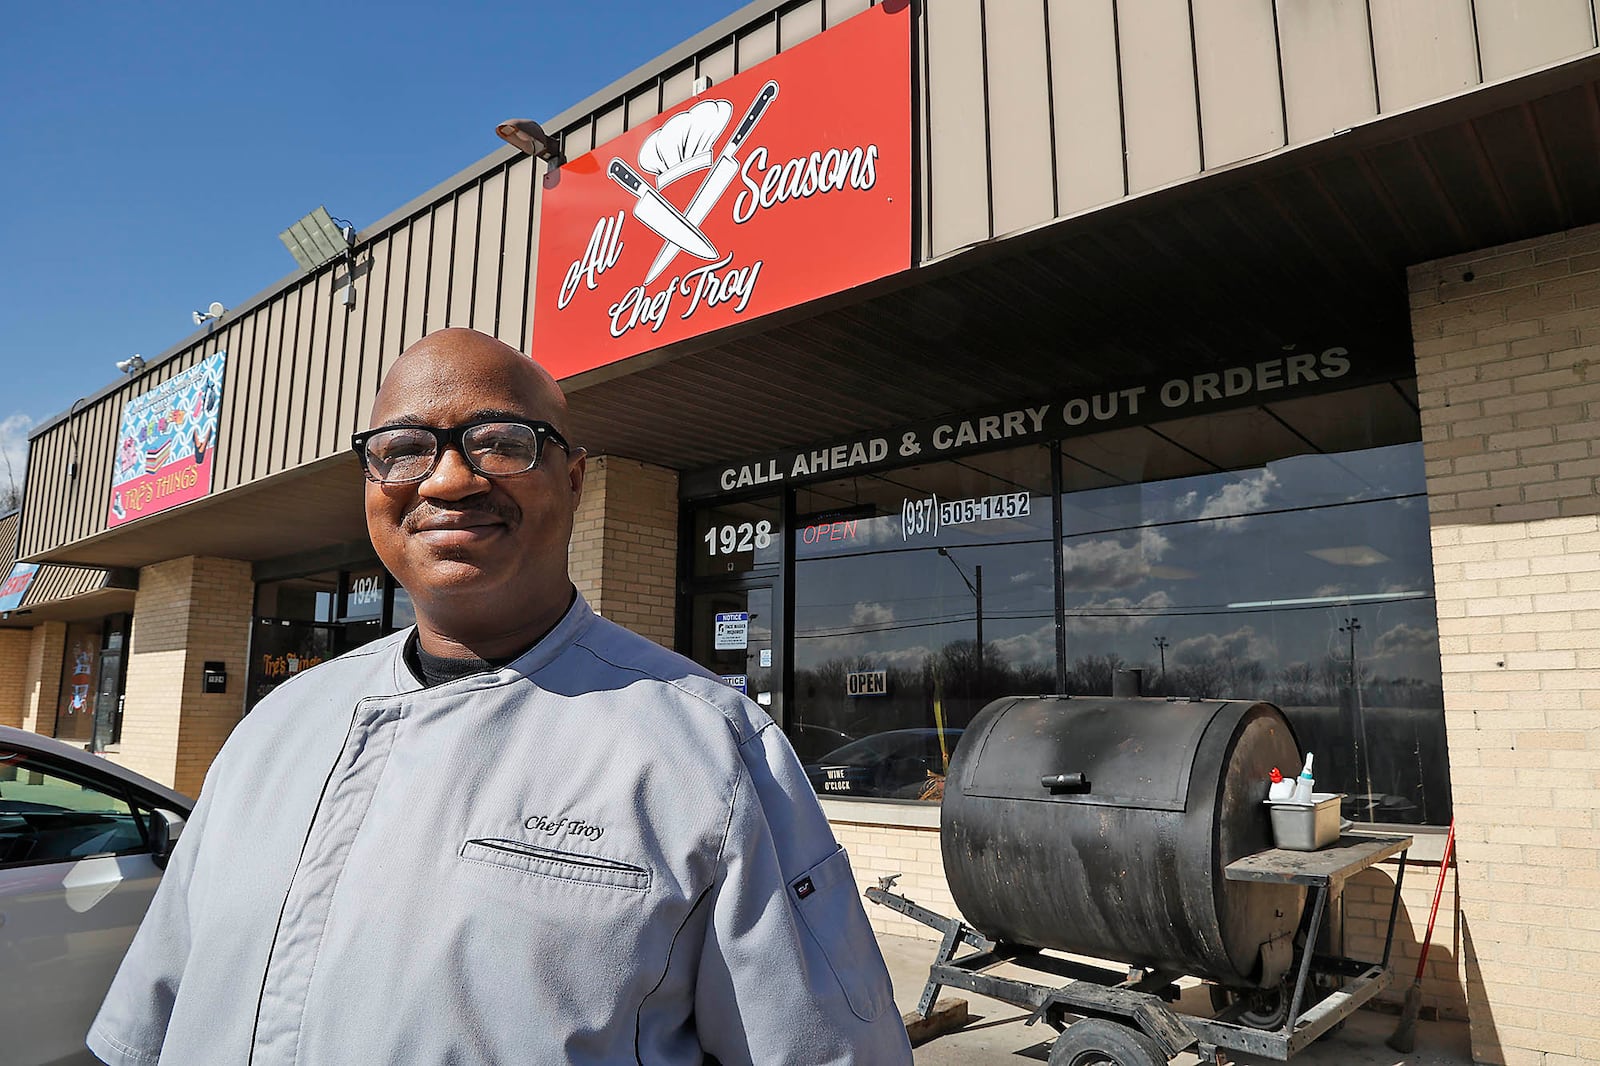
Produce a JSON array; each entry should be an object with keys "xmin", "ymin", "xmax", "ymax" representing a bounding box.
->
[
  {"xmin": 108, "ymin": 351, "xmax": 227, "ymax": 527},
  {"xmin": 532, "ymin": 1, "xmax": 911, "ymax": 378},
  {"xmin": 0, "ymin": 562, "xmax": 39, "ymax": 612}
]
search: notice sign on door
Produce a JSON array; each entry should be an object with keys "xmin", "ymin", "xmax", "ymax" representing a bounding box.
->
[
  {"xmin": 715, "ymin": 611, "xmax": 750, "ymax": 650},
  {"xmin": 846, "ymin": 670, "xmax": 888, "ymax": 697}
]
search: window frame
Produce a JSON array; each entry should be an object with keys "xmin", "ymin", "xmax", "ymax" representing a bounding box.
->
[{"xmin": 0, "ymin": 750, "xmax": 161, "ymax": 871}]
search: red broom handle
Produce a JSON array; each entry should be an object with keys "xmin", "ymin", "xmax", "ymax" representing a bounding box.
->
[{"xmin": 1412, "ymin": 819, "xmax": 1456, "ymax": 983}]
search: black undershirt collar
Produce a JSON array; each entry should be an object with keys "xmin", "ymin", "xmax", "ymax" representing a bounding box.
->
[{"xmin": 404, "ymin": 632, "xmax": 530, "ymax": 688}]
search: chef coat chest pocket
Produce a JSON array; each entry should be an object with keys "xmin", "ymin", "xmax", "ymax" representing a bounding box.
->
[{"xmin": 460, "ymin": 838, "xmax": 651, "ymax": 892}]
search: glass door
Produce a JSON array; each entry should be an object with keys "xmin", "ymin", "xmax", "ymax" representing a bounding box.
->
[
  {"xmin": 53, "ymin": 622, "xmax": 102, "ymax": 745},
  {"xmin": 688, "ymin": 584, "xmax": 778, "ymax": 726},
  {"xmin": 91, "ymin": 615, "xmax": 131, "ymax": 751}
]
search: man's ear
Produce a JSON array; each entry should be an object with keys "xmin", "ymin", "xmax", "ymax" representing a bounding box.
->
[{"xmin": 566, "ymin": 448, "xmax": 588, "ymax": 510}]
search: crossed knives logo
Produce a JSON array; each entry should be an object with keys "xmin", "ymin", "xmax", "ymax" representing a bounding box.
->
[{"xmin": 608, "ymin": 80, "xmax": 779, "ymax": 287}]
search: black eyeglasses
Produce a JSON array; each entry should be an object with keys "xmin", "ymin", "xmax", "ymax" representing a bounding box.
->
[{"xmin": 351, "ymin": 419, "xmax": 574, "ymax": 485}]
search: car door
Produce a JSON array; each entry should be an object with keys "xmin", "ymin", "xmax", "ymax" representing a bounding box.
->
[{"xmin": 0, "ymin": 751, "xmax": 165, "ymax": 1066}]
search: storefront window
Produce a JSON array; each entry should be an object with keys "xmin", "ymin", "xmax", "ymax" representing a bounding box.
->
[
  {"xmin": 1057, "ymin": 407, "xmax": 1448, "ymax": 825},
  {"xmin": 53, "ymin": 622, "xmax": 103, "ymax": 745},
  {"xmin": 246, "ymin": 619, "xmax": 338, "ymax": 710},
  {"xmin": 686, "ymin": 381, "xmax": 1446, "ymax": 822},
  {"xmin": 255, "ymin": 572, "xmax": 338, "ymax": 623},
  {"xmin": 247, "ymin": 567, "xmax": 423, "ymax": 710},
  {"xmin": 791, "ymin": 445, "xmax": 1056, "ymax": 800},
  {"xmin": 249, "ymin": 570, "xmax": 370, "ymax": 711}
]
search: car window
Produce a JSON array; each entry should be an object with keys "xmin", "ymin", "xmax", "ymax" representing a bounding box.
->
[
  {"xmin": 0, "ymin": 753, "xmax": 147, "ymax": 867},
  {"xmin": 815, "ymin": 735, "xmax": 896, "ymax": 766},
  {"xmin": 917, "ymin": 731, "xmax": 960, "ymax": 762}
]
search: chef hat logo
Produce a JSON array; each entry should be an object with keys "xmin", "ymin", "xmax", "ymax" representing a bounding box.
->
[{"xmin": 638, "ymin": 99, "xmax": 733, "ymax": 187}]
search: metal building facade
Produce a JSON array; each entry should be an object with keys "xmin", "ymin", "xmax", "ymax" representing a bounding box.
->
[
  {"xmin": 9, "ymin": 4, "xmax": 1600, "ymax": 1061},
  {"xmin": 22, "ymin": 0, "xmax": 1600, "ymax": 566}
]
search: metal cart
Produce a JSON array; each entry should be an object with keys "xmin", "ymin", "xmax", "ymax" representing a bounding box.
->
[{"xmin": 867, "ymin": 834, "xmax": 1412, "ymax": 1065}]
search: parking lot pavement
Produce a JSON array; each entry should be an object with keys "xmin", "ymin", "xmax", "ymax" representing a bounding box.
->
[{"xmin": 878, "ymin": 933, "xmax": 1475, "ymax": 1066}]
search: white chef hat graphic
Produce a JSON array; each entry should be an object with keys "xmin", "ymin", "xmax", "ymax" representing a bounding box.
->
[{"xmin": 638, "ymin": 98, "xmax": 733, "ymax": 187}]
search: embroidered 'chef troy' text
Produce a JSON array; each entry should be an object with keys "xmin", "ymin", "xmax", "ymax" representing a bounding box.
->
[{"xmin": 524, "ymin": 813, "xmax": 605, "ymax": 840}]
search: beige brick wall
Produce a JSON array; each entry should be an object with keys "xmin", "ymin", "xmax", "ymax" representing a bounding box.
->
[
  {"xmin": 831, "ymin": 816, "xmax": 958, "ymax": 942},
  {"xmin": 0, "ymin": 628, "xmax": 31, "ymax": 730},
  {"xmin": 1411, "ymin": 220, "xmax": 1600, "ymax": 1064},
  {"xmin": 1344, "ymin": 855, "xmax": 1466, "ymax": 1021},
  {"xmin": 571, "ymin": 456, "xmax": 679, "ymax": 648},
  {"xmin": 116, "ymin": 556, "xmax": 253, "ymax": 796},
  {"xmin": 22, "ymin": 621, "xmax": 65, "ymax": 734}
]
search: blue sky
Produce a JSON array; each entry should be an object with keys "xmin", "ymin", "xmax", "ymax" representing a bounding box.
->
[{"xmin": 0, "ymin": 0, "xmax": 741, "ymax": 497}]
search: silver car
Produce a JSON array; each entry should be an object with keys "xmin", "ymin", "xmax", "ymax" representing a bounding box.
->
[{"xmin": 0, "ymin": 726, "xmax": 192, "ymax": 1066}]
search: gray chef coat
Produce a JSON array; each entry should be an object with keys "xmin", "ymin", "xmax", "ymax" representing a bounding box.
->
[{"xmin": 88, "ymin": 591, "xmax": 911, "ymax": 1065}]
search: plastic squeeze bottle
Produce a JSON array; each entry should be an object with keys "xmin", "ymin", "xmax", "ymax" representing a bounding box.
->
[
  {"xmin": 1291, "ymin": 753, "xmax": 1315, "ymax": 803},
  {"xmin": 1268, "ymin": 767, "xmax": 1295, "ymax": 801}
]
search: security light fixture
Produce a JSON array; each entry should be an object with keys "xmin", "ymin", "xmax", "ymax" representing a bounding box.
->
[
  {"xmin": 279, "ymin": 206, "xmax": 359, "ymax": 311},
  {"xmin": 279, "ymin": 206, "xmax": 356, "ymax": 272},
  {"xmin": 115, "ymin": 355, "xmax": 146, "ymax": 376},
  {"xmin": 192, "ymin": 301, "xmax": 226, "ymax": 327},
  {"xmin": 495, "ymin": 118, "xmax": 564, "ymax": 166}
]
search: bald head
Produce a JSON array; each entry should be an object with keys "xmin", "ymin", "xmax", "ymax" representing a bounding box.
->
[{"xmin": 372, "ymin": 328, "xmax": 571, "ymax": 438}]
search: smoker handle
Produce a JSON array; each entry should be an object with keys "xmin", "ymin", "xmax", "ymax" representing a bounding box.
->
[{"xmin": 1041, "ymin": 773, "xmax": 1088, "ymax": 791}]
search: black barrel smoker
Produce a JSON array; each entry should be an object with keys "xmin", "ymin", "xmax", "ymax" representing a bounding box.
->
[
  {"xmin": 867, "ymin": 695, "xmax": 1413, "ymax": 1065},
  {"xmin": 943, "ymin": 695, "xmax": 1303, "ymax": 989}
]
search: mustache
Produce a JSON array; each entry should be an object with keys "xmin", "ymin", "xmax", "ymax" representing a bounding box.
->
[{"xmin": 402, "ymin": 500, "xmax": 520, "ymax": 532}]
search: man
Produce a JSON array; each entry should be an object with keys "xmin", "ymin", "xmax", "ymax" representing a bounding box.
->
[{"xmin": 89, "ymin": 328, "xmax": 912, "ymax": 1065}]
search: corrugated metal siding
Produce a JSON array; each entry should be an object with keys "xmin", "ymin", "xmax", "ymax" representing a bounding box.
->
[
  {"xmin": 1369, "ymin": 0, "xmax": 1480, "ymax": 111},
  {"xmin": 1049, "ymin": 0, "xmax": 1125, "ymax": 214},
  {"xmin": 922, "ymin": 0, "xmax": 1600, "ymax": 258},
  {"xmin": 19, "ymin": 150, "xmax": 544, "ymax": 560},
  {"xmin": 1193, "ymin": 0, "xmax": 1284, "ymax": 168},
  {"xmin": 1278, "ymin": 0, "xmax": 1378, "ymax": 144},
  {"xmin": 19, "ymin": 0, "xmax": 1600, "ymax": 561},
  {"xmin": 1476, "ymin": 0, "xmax": 1596, "ymax": 81},
  {"xmin": 0, "ymin": 512, "xmax": 17, "ymax": 573},
  {"xmin": 985, "ymin": 0, "xmax": 1055, "ymax": 236},
  {"xmin": 19, "ymin": 564, "xmax": 108, "ymax": 610},
  {"xmin": 2, "ymin": 509, "xmax": 112, "ymax": 612}
]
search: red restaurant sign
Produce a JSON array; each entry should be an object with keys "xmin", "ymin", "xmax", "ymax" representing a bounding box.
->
[{"xmin": 531, "ymin": 2, "xmax": 911, "ymax": 379}]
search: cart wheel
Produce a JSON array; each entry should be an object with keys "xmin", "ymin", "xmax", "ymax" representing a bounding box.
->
[
  {"xmin": 1048, "ymin": 1018, "xmax": 1169, "ymax": 1066},
  {"xmin": 1208, "ymin": 982, "xmax": 1291, "ymax": 1031}
]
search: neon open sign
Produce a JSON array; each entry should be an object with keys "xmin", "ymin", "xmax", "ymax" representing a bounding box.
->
[{"xmin": 801, "ymin": 518, "xmax": 859, "ymax": 545}]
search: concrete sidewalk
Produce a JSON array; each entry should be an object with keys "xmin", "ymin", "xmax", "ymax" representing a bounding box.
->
[{"xmin": 879, "ymin": 933, "xmax": 1475, "ymax": 1065}]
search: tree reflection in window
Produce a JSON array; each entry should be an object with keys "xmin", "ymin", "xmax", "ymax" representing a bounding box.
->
[
  {"xmin": 1059, "ymin": 442, "xmax": 1446, "ymax": 824},
  {"xmin": 787, "ymin": 434, "xmax": 1448, "ymax": 824},
  {"xmin": 791, "ymin": 447, "xmax": 1058, "ymax": 802}
]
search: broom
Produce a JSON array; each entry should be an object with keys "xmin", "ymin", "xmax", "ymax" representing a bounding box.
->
[{"xmin": 1388, "ymin": 818, "xmax": 1455, "ymax": 1053}]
